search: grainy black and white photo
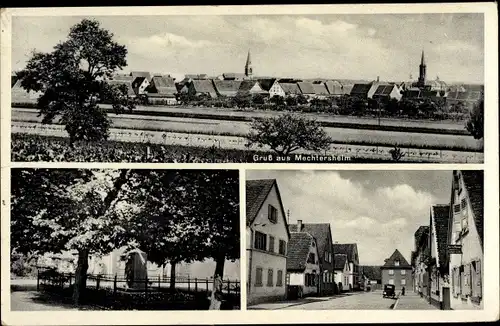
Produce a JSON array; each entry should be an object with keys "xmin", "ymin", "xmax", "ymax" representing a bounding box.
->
[
  {"xmin": 245, "ymin": 170, "xmax": 483, "ymax": 310},
  {"xmin": 10, "ymin": 12, "xmax": 484, "ymax": 163},
  {"xmin": 10, "ymin": 169, "xmax": 240, "ymax": 311}
]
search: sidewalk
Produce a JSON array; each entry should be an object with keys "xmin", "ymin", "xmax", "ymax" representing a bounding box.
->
[
  {"xmin": 394, "ymin": 291, "xmax": 437, "ymax": 310},
  {"xmin": 248, "ymin": 293, "xmax": 357, "ymax": 310}
]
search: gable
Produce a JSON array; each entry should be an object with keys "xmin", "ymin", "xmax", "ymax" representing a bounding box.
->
[
  {"xmin": 430, "ymin": 204, "xmax": 451, "ymax": 271},
  {"xmin": 381, "ymin": 249, "xmax": 411, "ymax": 268},
  {"xmin": 288, "ymin": 223, "xmax": 332, "ymax": 261},
  {"xmin": 287, "ymin": 232, "xmax": 317, "ymax": 271}
]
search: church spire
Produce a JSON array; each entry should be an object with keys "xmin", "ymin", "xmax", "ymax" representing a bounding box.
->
[
  {"xmin": 420, "ymin": 50, "xmax": 426, "ymax": 66},
  {"xmin": 245, "ymin": 49, "xmax": 253, "ymax": 78},
  {"xmin": 418, "ymin": 49, "xmax": 427, "ymax": 88}
]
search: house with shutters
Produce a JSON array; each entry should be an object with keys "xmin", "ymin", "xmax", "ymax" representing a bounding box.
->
[
  {"xmin": 411, "ymin": 225, "xmax": 430, "ymax": 297},
  {"xmin": 429, "ymin": 204, "xmax": 452, "ymax": 309},
  {"xmin": 131, "ymin": 76, "xmax": 150, "ymax": 95},
  {"xmin": 288, "ymin": 221, "xmax": 335, "ymax": 295},
  {"xmin": 380, "ymin": 249, "xmax": 412, "ymax": 291},
  {"xmin": 286, "ymin": 231, "xmax": 320, "ymax": 298},
  {"xmin": 246, "ymin": 179, "xmax": 290, "ymax": 306},
  {"xmin": 448, "ymin": 170, "xmax": 483, "ymax": 310},
  {"xmin": 334, "ymin": 254, "xmax": 350, "ymax": 292},
  {"xmin": 259, "ymin": 79, "xmax": 285, "ymax": 98},
  {"xmin": 332, "ymin": 243, "xmax": 360, "ymax": 291}
]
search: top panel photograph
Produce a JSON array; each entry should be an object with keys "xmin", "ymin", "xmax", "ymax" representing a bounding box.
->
[{"xmin": 9, "ymin": 11, "xmax": 485, "ymax": 163}]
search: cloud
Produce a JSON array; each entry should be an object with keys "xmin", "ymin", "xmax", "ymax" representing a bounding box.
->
[{"xmin": 128, "ymin": 32, "xmax": 213, "ymax": 53}]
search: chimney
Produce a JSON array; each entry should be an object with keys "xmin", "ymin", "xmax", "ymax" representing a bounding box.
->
[
  {"xmin": 377, "ymin": 76, "xmax": 380, "ymax": 82},
  {"xmin": 297, "ymin": 219, "xmax": 303, "ymax": 231}
]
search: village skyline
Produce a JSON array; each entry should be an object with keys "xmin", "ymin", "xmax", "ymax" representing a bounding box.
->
[
  {"xmin": 12, "ymin": 13, "xmax": 484, "ymax": 84},
  {"xmin": 246, "ymin": 170, "xmax": 451, "ymax": 266}
]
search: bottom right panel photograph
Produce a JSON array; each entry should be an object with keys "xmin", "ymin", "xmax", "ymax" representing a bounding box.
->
[{"xmin": 245, "ymin": 169, "xmax": 483, "ymax": 311}]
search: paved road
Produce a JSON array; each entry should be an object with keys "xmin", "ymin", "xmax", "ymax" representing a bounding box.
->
[{"xmin": 249, "ymin": 290, "xmax": 396, "ymax": 310}]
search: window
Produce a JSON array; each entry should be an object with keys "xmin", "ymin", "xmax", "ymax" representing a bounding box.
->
[
  {"xmin": 254, "ymin": 231, "xmax": 267, "ymax": 250},
  {"xmin": 453, "ymin": 204, "xmax": 461, "ymax": 213},
  {"xmin": 401, "ymin": 279, "xmax": 406, "ymax": 286},
  {"xmin": 308, "ymin": 253, "xmax": 316, "ymax": 264},
  {"xmin": 267, "ymin": 269, "xmax": 274, "ymax": 287},
  {"xmin": 389, "ymin": 269, "xmax": 394, "ymax": 275},
  {"xmin": 276, "ymin": 270, "xmax": 283, "ymax": 287},
  {"xmin": 389, "ymin": 279, "xmax": 394, "ymax": 285},
  {"xmin": 268, "ymin": 204, "xmax": 278, "ymax": 223},
  {"xmin": 279, "ymin": 240, "xmax": 287, "ymax": 255},
  {"xmin": 395, "ymin": 260, "xmax": 400, "ymax": 266},
  {"xmin": 471, "ymin": 260, "xmax": 482, "ymax": 298},
  {"xmin": 324, "ymin": 251, "xmax": 329, "ymax": 262},
  {"xmin": 401, "ymin": 270, "xmax": 406, "ymax": 275},
  {"xmin": 255, "ymin": 267, "xmax": 263, "ymax": 287},
  {"xmin": 268, "ymin": 236, "xmax": 275, "ymax": 253},
  {"xmin": 461, "ymin": 199, "xmax": 469, "ymax": 230}
]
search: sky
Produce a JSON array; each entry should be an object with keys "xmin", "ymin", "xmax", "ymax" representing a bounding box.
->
[
  {"xmin": 246, "ymin": 170, "xmax": 452, "ymax": 266},
  {"xmin": 12, "ymin": 14, "xmax": 484, "ymax": 83}
]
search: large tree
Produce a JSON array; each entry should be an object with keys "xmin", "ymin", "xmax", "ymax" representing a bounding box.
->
[
  {"xmin": 246, "ymin": 113, "xmax": 332, "ymax": 155},
  {"xmin": 466, "ymin": 98, "xmax": 484, "ymax": 140},
  {"xmin": 16, "ymin": 19, "xmax": 133, "ymax": 144},
  {"xmin": 11, "ymin": 169, "xmax": 135, "ymax": 304}
]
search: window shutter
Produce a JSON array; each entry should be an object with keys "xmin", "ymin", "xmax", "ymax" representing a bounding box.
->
[
  {"xmin": 466, "ymin": 264, "xmax": 472, "ymax": 296},
  {"xmin": 476, "ymin": 260, "xmax": 482, "ymax": 297}
]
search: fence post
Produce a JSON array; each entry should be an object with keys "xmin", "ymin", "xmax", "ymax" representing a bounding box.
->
[
  {"xmin": 188, "ymin": 276, "xmax": 191, "ymax": 292},
  {"xmin": 113, "ymin": 275, "xmax": 117, "ymax": 295},
  {"xmin": 37, "ymin": 269, "xmax": 40, "ymax": 291},
  {"xmin": 96, "ymin": 275, "xmax": 100, "ymax": 291},
  {"xmin": 206, "ymin": 278, "xmax": 209, "ymax": 292},
  {"xmin": 195, "ymin": 278, "xmax": 198, "ymax": 292},
  {"xmin": 69, "ymin": 273, "xmax": 72, "ymax": 287},
  {"xmin": 145, "ymin": 278, "xmax": 148, "ymax": 296},
  {"xmin": 158, "ymin": 275, "xmax": 161, "ymax": 291},
  {"xmin": 227, "ymin": 280, "xmax": 231, "ymax": 295}
]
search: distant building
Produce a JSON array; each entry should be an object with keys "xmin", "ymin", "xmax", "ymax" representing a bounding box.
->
[
  {"xmin": 259, "ymin": 79, "xmax": 285, "ymax": 98},
  {"xmin": 131, "ymin": 71, "xmax": 152, "ymax": 83},
  {"xmin": 131, "ymin": 76, "xmax": 150, "ymax": 95},
  {"xmin": 213, "ymin": 80, "xmax": 243, "ymax": 97},
  {"xmin": 324, "ymin": 80, "xmax": 343, "ymax": 97},
  {"xmin": 286, "ymin": 231, "xmax": 320, "ymax": 298},
  {"xmin": 244, "ymin": 50, "xmax": 253, "ymax": 79},
  {"xmin": 372, "ymin": 84, "xmax": 403, "ymax": 101},
  {"xmin": 106, "ymin": 79, "xmax": 136, "ymax": 98},
  {"xmin": 360, "ymin": 265, "xmax": 382, "ymax": 290},
  {"xmin": 187, "ymin": 80, "xmax": 218, "ymax": 98},
  {"xmin": 279, "ymin": 82, "xmax": 302, "ymax": 97},
  {"xmin": 11, "ymin": 79, "xmax": 42, "ymax": 103},
  {"xmin": 223, "ymin": 73, "xmax": 246, "ymax": 81},
  {"xmin": 332, "ymin": 243, "xmax": 360, "ymax": 290},
  {"xmin": 146, "ymin": 76, "xmax": 178, "ymax": 105},
  {"xmin": 238, "ymin": 80, "xmax": 268, "ymax": 97},
  {"xmin": 411, "ymin": 225, "xmax": 430, "ymax": 297},
  {"xmin": 296, "ymin": 82, "xmax": 316, "ymax": 98},
  {"xmin": 289, "ymin": 221, "xmax": 335, "ymax": 295},
  {"xmin": 350, "ymin": 82, "xmax": 377, "ymax": 99},
  {"xmin": 334, "ymin": 254, "xmax": 350, "ymax": 292},
  {"xmin": 448, "ymin": 170, "xmax": 483, "ymax": 310},
  {"xmin": 246, "ymin": 179, "xmax": 290, "ymax": 305},
  {"xmin": 380, "ymin": 249, "xmax": 412, "ymax": 291}
]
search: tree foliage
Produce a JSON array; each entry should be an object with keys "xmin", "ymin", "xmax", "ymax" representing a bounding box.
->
[
  {"xmin": 245, "ymin": 113, "xmax": 332, "ymax": 155},
  {"xmin": 16, "ymin": 19, "xmax": 132, "ymax": 143},
  {"xmin": 466, "ymin": 98, "xmax": 484, "ymax": 140}
]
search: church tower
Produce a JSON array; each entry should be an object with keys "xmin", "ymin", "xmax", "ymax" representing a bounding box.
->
[
  {"xmin": 244, "ymin": 50, "xmax": 253, "ymax": 78},
  {"xmin": 417, "ymin": 50, "xmax": 426, "ymax": 88}
]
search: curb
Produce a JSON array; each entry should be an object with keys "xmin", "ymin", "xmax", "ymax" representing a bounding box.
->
[{"xmin": 391, "ymin": 294, "xmax": 401, "ymax": 310}]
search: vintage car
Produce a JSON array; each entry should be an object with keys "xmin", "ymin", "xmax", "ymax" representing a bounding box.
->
[{"xmin": 382, "ymin": 284, "xmax": 396, "ymax": 298}]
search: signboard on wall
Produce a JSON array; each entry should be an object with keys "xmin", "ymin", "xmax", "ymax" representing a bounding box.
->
[{"xmin": 448, "ymin": 244, "xmax": 462, "ymax": 254}]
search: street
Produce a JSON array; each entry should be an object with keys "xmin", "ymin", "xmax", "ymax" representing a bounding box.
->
[{"xmin": 249, "ymin": 290, "xmax": 397, "ymax": 310}]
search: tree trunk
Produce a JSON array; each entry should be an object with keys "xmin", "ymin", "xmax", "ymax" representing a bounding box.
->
[
  {"xmin": 209, "ymin": 255, "xmax": 225, "ymax": 310},
  {"xmin": 169, "ymin": 262, "xmax": 176, "ymax": 290},
  {"xmin": 72, "ymin": 249, "xmax": 89, "ymax": 305}
]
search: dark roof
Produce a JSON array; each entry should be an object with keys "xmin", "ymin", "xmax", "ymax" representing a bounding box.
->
[
  {"xmin": 287, "ymin": 232, "xmax": 316, "ymax": 271},
  {"xmin": 334, "ymin": 254, "xmax": 347, "ymax": 270},
  {"xmin": 297, "ymin": 82, "xmax": 315, "ymax": 94},
  {"xmin": 461, "ymin": 170, "xmax": 484, "ymax": 247},
  {"xmin": 191, "ymin": 80, "xmax": 217, "ymax": 98},
  {"xmin": 381, "ymin": 249, "xmax": 411, "ymax": 269},
  {"xmin": 361, "ymin": 265, "xmax": 382, "ymax": 281},
  {"xmin": 132, "ymin": 76, "xmax": 147, "ymax": 89},
  {"xmin": 289, "ymin": 223, "xmax": 332, "ymax": 262},
  {"xmin": 279, "ymin": 82, "xmax": 301, "ymax": 95},
  {"xmin": 432, "ymin": 204, "xmax": 451, "ymax": 270},
  {"xmin": 185, "ymin": 74, "xmax": 208, "ymax": 80},
  {"xmin": 341, "ymin": 84, "xmax": 353, "ymax": 95},
  {"xmin": 311, "ymin": 83, "xmax": 329, "ymax": 95},
  {"xmin": 107, "ymin": 80, "xmax": 136, "ymax": 97},
  {"xmin": 112, "ymin": 74, "xmax": 134, "ymax": 82},
  {"xmin": 238, "ymin": 80, "xmax": 267, "ymax": 95},
  {"xmin": 258, "ymin": 78, "xmax": 277, "ymax": 92},
  {"xmin": 373, "ymin": 84, "xmax": 397, "ymax": 96},
  {"xmin": 148, "ymin": 76, "xmax": 177, "ymax": 97},
  {"xmin": 414, "ymin": 225, "xmax": 430, "ymax": 249},
  {"xmin": 332, "ymin": 243, "xmax": 357, "ymax": 262},
  {"xmin": 11, "ymin": 75, "xmax": 19, "ymax": 87},
  {"xmin": 223, "ymin": 73, "xmax": 246, "ymax": 80},
  {"xmin": 350, "ymin": 83, "xmax": 372, "ymax": 96},
  {"xmin": 213, "ymin": 80, "xmax": 242, "ymax": 96},
  {"xmin": 131, "ymin": 71, "xmax": 152, "ymax": 81}
]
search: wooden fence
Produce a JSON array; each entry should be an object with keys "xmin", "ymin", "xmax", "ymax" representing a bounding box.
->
[{"xmin": 36, "ymin": 268, "xmax": 240, "ymax": 296}]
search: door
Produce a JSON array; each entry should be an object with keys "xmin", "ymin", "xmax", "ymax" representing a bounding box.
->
[{"xmin": 442, "ymin": 287, "xmax": 451, "ymax": 310}]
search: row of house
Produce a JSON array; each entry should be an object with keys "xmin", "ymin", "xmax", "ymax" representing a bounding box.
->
[
  {"xmin": 246, "ymin": 179, "xmax": 361, "ymax": 305},
  {"xmin": 412, "ymin": 170, "xmax": 483, "ymax": 310}
]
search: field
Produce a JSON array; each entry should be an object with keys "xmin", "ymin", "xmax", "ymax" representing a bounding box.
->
[{"xmin": 12, "ymin": 108, "xmax": 481, "ymax": 152}]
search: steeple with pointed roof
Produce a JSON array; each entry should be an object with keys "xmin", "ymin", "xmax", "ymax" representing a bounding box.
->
[
  {"xmin": 418, "ymin": 50, "xmax": 427, "ymax": 88},
  {"xmin": 244, "ymin": 50, "xmax": 253, "ymax": 78}
]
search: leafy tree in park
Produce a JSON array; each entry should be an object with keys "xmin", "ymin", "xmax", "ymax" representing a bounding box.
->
[
  {"xmin": 10, "ymin": 169, "xmax": 135, "ymax": 305},
  {"xmin": 16, "ymin": 19, "xmax": 133, "ymax": 144},
  {"xmin": 466, "ymin": 98, "xmax": 484, "ymax": 140},
  {"xmin": 399, "ymin": 98, "xmax": 419, "ymax": 118},
  {"xmin": 246, "ymin": 113, "xmax": 332, "ymax": 155},
  {"xmin": 351, "ymin": 97, "xmax": 367, "ymax": 117},
  {"xmin": 251, "ymin": 93, "xmax": 266, "ymax": 106},
  {"xmin": 270, "ymin": 95, "xmax": 285, "ymax": 107}
]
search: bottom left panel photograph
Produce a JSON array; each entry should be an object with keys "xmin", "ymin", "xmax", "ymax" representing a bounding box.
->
[{"xmin": 9, "ymin": 168, "xmax": 240, "ymax": 311}]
